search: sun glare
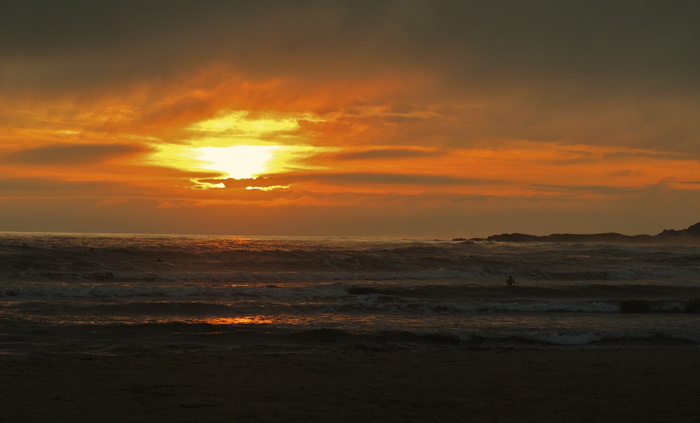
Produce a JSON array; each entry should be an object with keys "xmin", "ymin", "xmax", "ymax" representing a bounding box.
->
[
  {"xmin": 146, "ymin": 110, "xmax": 328, "ymax": 189},
  {"xmin": 196, "ymin": 145, "xmax": 280, "ymax": 179}
]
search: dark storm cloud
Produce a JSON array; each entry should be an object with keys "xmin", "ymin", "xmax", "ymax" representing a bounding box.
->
[
  {"xmin": 431, "ymin": 2, "xmax": 700, "ymax": 85},
  {"xmin": 3, "ymin": 1, "xmax": 699, "ymax": 92},
  {"xmin": 3, "ymin": 143, "xmax": 150, "ymax": 165},
  {"xmin": 1, "ymin": 0, "xmax": 399, "ymax": 91},
  {"xmin": 3, "ymin": 1, "xmax": 700, "ymax": 155}
]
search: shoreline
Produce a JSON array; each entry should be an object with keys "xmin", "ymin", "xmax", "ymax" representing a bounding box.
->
[{"xmin": 1, "ymin": 349, "xmax": 698, "ymax": 422}]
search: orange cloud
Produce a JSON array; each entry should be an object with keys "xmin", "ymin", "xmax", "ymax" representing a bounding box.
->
[
  {"xmin": 2, "ymin": 56, "xmax": 699, "ymax": 236},
  {"xmin": 3, "ymin": 64, "xmax": 699, "ymax": 207}
]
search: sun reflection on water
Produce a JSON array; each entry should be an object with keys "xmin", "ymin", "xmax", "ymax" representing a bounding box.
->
[{"xmin": 206, "ymin": 316, "xmax": 275, "ymax": 325}]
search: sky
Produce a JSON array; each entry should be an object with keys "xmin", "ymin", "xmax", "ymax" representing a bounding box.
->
[{"xmin": 1, "ymin": 0, "xmax": 699, "ymax": 237}]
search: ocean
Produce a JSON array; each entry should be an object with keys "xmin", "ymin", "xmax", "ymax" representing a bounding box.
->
[{"xmin": 1, "ymin": 232, "xmax": 699, "ymax": 357}]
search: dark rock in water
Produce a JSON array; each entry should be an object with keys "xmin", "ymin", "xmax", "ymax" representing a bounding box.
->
[
  {"xmin": 685, "ymin": 300, "xmax": 700, "ymax": 314},
  {"xmin": 485, "ymin": 233, "xmax": 540, "ymax": 242},
  {"xmin": 687, "ymin": 223, "xmax": 700, "ymax": 236},
  {"xmin": 463, "ymin": 222, "xmax": 700, "ymax": 244},
  {"xmin": 657, "ymin": 222, "xmax": 700, "ymax": 238},
  {"xmin": 483, "ymin": 232, "xmax": 638, "ymax": 243},
  {"xmin": 620, "ymin": 300, "xmax": 651, "ymax": 313}
]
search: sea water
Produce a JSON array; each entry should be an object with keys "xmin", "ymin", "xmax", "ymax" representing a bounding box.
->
[{"xmin": 1, "ymin": 232, "xmax": 699, "ymax": 356}]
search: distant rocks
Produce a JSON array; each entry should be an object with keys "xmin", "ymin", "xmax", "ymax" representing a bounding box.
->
[
  {"xmin": 657, "ymin": 222, "xmax": 700, "ymax": 238},
  {"xmin": 462, "ymin": 222, "xmax": 700, "ymax": 244}
]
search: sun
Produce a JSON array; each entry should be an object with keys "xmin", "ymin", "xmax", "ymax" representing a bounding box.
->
[
  {"xmin": 145, "ymin": 110, "xmax": 328, "ymax": 188},
  {"xmin": 195, "ymin": 145, "xmax": 280, "ymax": 179}
]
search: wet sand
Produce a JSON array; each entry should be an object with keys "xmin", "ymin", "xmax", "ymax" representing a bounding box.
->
[{"xmin": 0, "ymin": 349, "xmax": 698, "ymax": 422}]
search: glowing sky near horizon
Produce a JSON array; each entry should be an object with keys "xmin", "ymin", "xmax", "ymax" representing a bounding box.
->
[{"xmin": 1, "ymin": 1, "xmax": 699, "ymax": 237}]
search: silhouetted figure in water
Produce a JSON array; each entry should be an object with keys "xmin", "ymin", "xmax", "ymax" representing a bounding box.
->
[{"xmin": 505, "ymin": 275, "xmax": 516, "ymax": 286}]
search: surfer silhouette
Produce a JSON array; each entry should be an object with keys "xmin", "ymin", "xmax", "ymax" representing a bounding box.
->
[{"xmin": 505, "ymin": 275, "xmax": 516, "ymax": 286}]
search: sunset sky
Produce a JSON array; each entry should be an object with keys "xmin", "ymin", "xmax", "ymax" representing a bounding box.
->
[{"xmin": 2, "ymin": 1, "xmax": 699, "ymax": 237}]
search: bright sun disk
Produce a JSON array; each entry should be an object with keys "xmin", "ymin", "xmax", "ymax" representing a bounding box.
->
[{"xmin": 196, "ymin": 145, "xmax": 279, "ymax": 179}]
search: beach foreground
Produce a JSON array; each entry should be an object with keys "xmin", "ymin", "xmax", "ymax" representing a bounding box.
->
[{"xmin": 1, "ymin": 349, "xmax": 698, "ymax": 422}]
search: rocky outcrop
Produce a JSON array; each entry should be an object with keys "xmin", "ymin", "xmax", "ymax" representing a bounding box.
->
[{"xmin": 467, "ymin": 223, "xmax": 700, "ymax": 244}]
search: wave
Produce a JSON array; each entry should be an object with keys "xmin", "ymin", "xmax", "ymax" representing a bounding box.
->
[
  {"xmin": 351, "ymin": 293, "xmax": 618, "ymax": 313},
  {"xmin": 0, "ymin": 282, "xmax": 352, "ymax": 299},
  {"xmin": 3, "ymin": 266, "xmax": 700, "ymax": 287},
  {"xmin": 354, "ymin": 294, "xmax": 700, "ymax": 314},
  {"xmin": 4, "ymin": 283, "xmax": 700, "ymax": 316},
  {"xmin": 293, "ymin": 329, "xmax": 700, "ymax": 350},
  {"xmin": 5, "ymin": 322, "xmax": 698, "ymax": 356},
  {"xmin": 2, "ymin": 233, "xmax": 700, "ymax": 284}
]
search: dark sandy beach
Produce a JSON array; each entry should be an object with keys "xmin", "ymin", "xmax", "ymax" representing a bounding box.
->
[{"xmin": 1, "ymin": 349, "xmax": 698, "ymax": 422}]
